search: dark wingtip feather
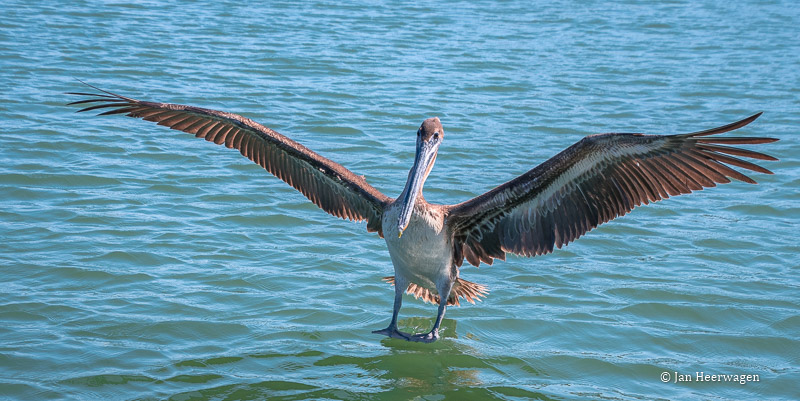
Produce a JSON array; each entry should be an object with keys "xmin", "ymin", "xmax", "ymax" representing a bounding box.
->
[
  {"xmin": 98, "ymin": 106, "xmax": 140, "ymax": 116},
  {"xmin": 67, "ymin": 98, "xmax": 125, "ymax": 106},
  {"xmin": 68, "ymin": 81, "xmax": 141, "ymax": 116},
  {"xmin": 696, "ymin": 143, "xmax": 779, "ymax": 161},
  {"xmin": 684, "ymin": 112, "xmax": 763, "ymax": 138},
  {"xmin": 696, "ymin": 137, "xmax": 779, "ymax": 145},
  {"xmin": 67, "ymin": 79, "xmax": 135, "ymax": 102},
  {"xmin": 76, "ymin": 103, "xmax": 128, "ymax": 113},
  {"xmin": 66, "ymin": 92, "xmax": 117, "ymax": 99}
]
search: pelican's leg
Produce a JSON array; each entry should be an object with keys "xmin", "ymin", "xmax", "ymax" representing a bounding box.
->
[
  {"xmin": 372, "ymin": 276, "xmax": 413, "ymax": 340},
  {"xmin": 410, "ymin": 279, "xmax": 454, "ymax": 343}
]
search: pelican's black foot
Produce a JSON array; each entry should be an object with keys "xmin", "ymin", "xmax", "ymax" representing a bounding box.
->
[
  {"xmin": 409, "ymin": 329, "xmax": 439, "ymax": 343},
  {"xmin": 372, "ymin": 327, "xmax": 413, "ymax": 341}
]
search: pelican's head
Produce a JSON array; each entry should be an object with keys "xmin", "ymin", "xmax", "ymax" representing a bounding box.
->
[{"xmin": 397, "ymin": 117, "xmax": 444, "ymax": 238}]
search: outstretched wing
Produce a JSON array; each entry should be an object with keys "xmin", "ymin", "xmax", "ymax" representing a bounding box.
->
[
  {"xmin": 446, "ymin": 113, "xmax": 777, "ymax": 267},
  {"xmin": 69, "ymin": 84, "xmax": 391, "ymax": 236}
]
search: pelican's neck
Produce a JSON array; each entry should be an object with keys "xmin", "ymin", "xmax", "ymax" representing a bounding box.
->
[{"xmin": 396, "ymin": 142, "xmax": 437, "ymax": 237}]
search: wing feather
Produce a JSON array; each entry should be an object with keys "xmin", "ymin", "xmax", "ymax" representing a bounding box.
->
[
  {"xmin": 69, "ymin": 84, "xmax": 391, "ymax": 236},
  {"xmin": 447, "ymin": 113, "xmax": 777, "ymax": 267}
]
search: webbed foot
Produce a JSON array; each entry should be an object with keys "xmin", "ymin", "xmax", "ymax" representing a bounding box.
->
[
  {"xmin": 408, "ymin": 329, "xmax": 439, "ymax": 343},
  {"xmin": 372, "ymin": 327, "xmax": 413, "ymax": 341}
]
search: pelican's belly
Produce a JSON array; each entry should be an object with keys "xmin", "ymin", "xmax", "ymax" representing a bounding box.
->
[{"xmin": 383, "ymin": 204, "xmax": 453, "ymax": 291}]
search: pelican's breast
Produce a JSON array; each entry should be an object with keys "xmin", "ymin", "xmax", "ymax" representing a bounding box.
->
[{"xmin": 382, "ymin": 203, "xmax": 453, "ymax": 291}]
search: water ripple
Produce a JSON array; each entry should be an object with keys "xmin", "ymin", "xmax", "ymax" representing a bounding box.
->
[{"xmin": 2, "ymin": 0, "xmax": 799, "ymax": 400}]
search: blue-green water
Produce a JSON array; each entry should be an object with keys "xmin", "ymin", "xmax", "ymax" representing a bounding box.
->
[{"xmin": 2, "ymin": 1, "xmax": 799, "ymax": 399}]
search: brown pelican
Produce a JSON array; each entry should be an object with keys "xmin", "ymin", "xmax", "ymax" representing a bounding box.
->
[{"xmin": 69, "ymin": 84, "xmax": 778, "ymax": 342}]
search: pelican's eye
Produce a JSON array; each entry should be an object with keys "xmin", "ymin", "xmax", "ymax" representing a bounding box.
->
[{"xmin": 434, "ymin": 132, "xmax": 440, "ymax": 140}]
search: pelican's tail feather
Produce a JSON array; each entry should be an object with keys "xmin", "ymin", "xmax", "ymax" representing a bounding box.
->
[{"xmin": 382, "ymin": 276, "xmax": 489, "ymax": 306}]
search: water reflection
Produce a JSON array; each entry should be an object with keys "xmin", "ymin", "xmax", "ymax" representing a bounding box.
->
[{"xmin": 155, "ymin": 317, "xmax": 556, "ymax": 400}]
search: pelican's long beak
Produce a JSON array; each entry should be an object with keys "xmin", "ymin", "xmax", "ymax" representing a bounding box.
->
[{"xmin": 397, "ymin": 139, "xmax": 438, "ymax": 238}]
